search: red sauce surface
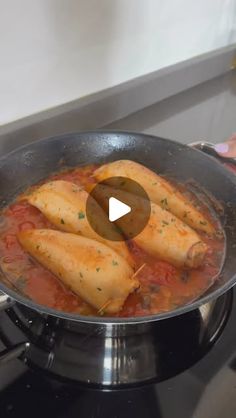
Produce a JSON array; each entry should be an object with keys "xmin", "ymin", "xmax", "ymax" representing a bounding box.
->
[{"xmin": 0, "ymin": 165, "xmax": 225, "ymax": 317}]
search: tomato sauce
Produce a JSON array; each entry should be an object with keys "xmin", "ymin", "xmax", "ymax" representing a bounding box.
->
[{"xmin": 0, "ymin": 165, "xmax": 225, "ymax": 317}]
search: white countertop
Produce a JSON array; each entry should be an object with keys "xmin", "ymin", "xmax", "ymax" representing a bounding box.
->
[{"xmin": 0, "ymin": 0, "xmax": 235, "ymax": 127}]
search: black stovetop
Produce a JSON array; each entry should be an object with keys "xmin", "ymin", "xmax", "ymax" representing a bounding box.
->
[{"xmin": 1, "ymin": 288, "xmax": 236, "ymax": 418}]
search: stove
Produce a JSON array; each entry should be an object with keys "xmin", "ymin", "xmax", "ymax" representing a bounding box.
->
[{"xmin": 0, "ymin": 287, "xmax": 235, "ymax": 418}]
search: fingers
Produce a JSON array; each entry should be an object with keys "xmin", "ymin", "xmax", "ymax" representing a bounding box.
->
[{"xmin": 214, "ymin": 134, "xmax": 236, "ymax": 158}]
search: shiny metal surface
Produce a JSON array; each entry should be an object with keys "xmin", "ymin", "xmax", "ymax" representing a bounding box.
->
[
  {"xmin": 0, "ymin": 342, "xmax": 30, "ymax": 365},
  {"xmin": 0, "ymin": 292, "xmax": 231, "ymax": 387},
  {"xmin": 0, "ymin": 292, "xmax": 26, "ymax": 365},
  {"xmin": 0, "ymin": 291, "xmax": 14, "ymax": 312}
]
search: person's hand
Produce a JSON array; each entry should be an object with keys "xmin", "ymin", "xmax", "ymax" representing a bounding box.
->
[{"xmin": 215, "ymin": 134, "xmax": 236, "ymax": 158}]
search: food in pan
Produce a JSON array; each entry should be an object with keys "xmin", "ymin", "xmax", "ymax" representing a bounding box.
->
[
  {"xmin": 87, "ymin": 184, "xmax": 207, "ymax": 268},
  {"xmin": 94, "ymin": 160, "xmax": 215, "ymax": 234},
  {"xmin": 26, "ymin": 180, "xmax": 133, "ymax": 266},
  {"xmin": 0, "ymin": 162, "xmax": 225, "ymax": 317},
  {"xmin": 18, "ymin": 229, "xmax": 138, "ymax": 314}
]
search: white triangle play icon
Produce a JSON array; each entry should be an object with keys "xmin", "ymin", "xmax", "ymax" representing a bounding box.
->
[{"xmin": 108, "ymin": 197, "xmax": 131, "ymax": 222}]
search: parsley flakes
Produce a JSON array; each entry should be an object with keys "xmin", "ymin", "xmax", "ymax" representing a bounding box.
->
[
  {"xmin": 161, "ymin": 198, "xmax": 168, "ymax": 207},
  {"xmin": 78, "ymin": 211, "xmax": 85, "ymax": 219}
]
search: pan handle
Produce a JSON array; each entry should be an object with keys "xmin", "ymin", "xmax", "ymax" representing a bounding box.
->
[
  {"xmin": 0, "ymin": 291, "xmax": 14, "ymax": 311},
  {"xmin": 189, "ymin": 142, "xmax": 236, "ymax": 171}
]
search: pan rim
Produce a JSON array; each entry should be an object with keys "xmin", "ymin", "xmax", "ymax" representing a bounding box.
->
[{"xmin": 0, "ymin": 129, "xmax": 235, "ymax": 324}]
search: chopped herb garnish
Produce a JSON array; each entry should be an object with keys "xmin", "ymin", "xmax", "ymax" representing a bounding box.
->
[
  {"xmin": 97, "ymin": 287, "xmax": 102, "ymax": 291},
  {"xmin": 112, "ymin": 260, "xmax": 119, "ymax": 266},
  {"xmin": 162, "ymin": 220, "xmax": 169, "ymax": 226},
  {"xmin": 61, "ymin": 218, "xmax": 65, "ymax": 224},
  {"xmin": 161, "ymin": 198, "xmax": 168, "ymax": 206},
  {"xmin": 96, "ymin": 267, "xmax": 100, "ymax": 272},
  {"xmin": 79, "ymin": 272, "xmax": 83, "ymax": 278},
  {"xmin": 78, "ymin": 211, "xmax": 85, "ymax": 219},
  {"xmin": 200, "ymin": 220, "xmax": 207, "ymax": 225}
]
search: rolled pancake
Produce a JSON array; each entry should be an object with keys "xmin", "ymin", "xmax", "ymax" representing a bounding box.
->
[
  {"xmin": 18, "ymin": 229, "xmax": 138, "ymax": 314},
  {"xmin": 94, "ymin": 160, "xmax": 214, "ymax": 234},
  {"xmin": 26, "ymin": 180, "xmax": 133, "ymax": 266}
]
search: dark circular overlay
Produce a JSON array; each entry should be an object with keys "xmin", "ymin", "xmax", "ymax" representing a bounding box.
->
[{"xmin": 86, "ymin": 176, "xmax": 151, "ymax": 241}]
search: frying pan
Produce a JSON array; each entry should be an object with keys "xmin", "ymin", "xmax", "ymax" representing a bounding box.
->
[{"xmin": 0, "ymin": 131, "xmax": 236, "ymax": 326}]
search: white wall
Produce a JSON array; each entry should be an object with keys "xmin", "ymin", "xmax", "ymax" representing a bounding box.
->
[{"xmin": 0, "ymin": 0, "xmax": 235, "ymax": 126}]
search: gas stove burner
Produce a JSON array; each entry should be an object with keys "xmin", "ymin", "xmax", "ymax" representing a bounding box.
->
[{"xmin": 0, "ymin": 291, "xmax": 232, "ymax": 388}]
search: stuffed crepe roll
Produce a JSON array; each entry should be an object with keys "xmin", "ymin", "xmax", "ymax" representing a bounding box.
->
[
  {"xmin": 94, "ymin": 160, "xmax": 214, "ymax": 234},
  {"xmin": 89, "ymin": 184, "xmax": 207, "ymax": 268},
  {"xmin": 18, "ymin": 229, "xmax": 138, "ymax": 314},
  {"xmin": 26, "ymin": 180, "xmax": 133, "ymax": 266}
]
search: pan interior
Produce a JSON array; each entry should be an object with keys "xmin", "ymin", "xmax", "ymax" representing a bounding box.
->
[{"xmin": 0, "ymin": 131, "xmax": 236, "ymax": 324}]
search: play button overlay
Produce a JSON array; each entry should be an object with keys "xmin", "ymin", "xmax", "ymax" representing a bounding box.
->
[
  {"xmin": 109, "ymin": 197, "xmax": 131, "ymax": 222},
  {"xmin": 86, "ymin": 176, "xmax": 151, "ymax": 241}
]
